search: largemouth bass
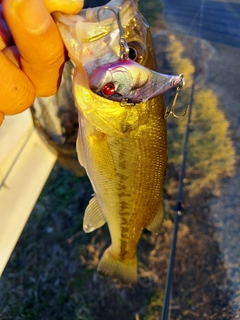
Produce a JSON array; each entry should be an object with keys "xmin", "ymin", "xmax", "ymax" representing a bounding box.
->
[{"xmin": 54, "ymin": 0, "xmax": 168, "ymax": 286}]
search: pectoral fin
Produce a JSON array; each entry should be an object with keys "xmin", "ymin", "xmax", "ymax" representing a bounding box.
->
[
  {"xmin": 146, "ymin": 201, "xmax": 164, "ymax": 235},
  {"xmin": 76, "ymin": 116, "xmax": 88, "ymax": 168},
  {"xmin": 83, "ymin": 196, "xmax": 106, "ymax": 233}
]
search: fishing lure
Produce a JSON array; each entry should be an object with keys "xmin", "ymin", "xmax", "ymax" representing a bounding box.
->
[
  {"xmin": 89, "ymin": 59, "xmax": 184, "ymax": 105},
  {"xmin": 89, "ymin": 5, "xmax": 187, "ymax": 118}
]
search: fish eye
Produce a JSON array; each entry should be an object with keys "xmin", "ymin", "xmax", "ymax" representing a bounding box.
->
[
  {"xmin": 129, "ymin": 47, "xmax": 137, "ymax": 61},
  {"xmin": 101, "ymin": 83, "xmax": 115, "ymax": 96},
  {"xmin": 128, "ymin": 41, "xmax": 144, "ymax": 63}
]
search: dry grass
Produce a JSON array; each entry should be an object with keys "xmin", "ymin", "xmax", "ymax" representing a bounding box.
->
[{"xmin": 0, "ymin": 164, "xmax": 235, "ymax": 320}]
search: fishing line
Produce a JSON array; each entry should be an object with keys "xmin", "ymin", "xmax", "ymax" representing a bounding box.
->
[{"xmin": 161, "ymin": 0, "xmax": 205, "ymax": 319}]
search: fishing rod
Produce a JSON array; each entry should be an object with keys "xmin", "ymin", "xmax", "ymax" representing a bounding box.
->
[{"xmin": 161, "ymin": 0, "xmax": 205, "ymax": 319}]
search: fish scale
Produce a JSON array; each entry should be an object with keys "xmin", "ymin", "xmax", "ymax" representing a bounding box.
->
[{"xmin": 90, "ymin": 101, "xmax": 165, "ymax": 246}]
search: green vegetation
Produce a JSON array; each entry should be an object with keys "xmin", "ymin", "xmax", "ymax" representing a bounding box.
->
[
  {"xmin": 142, "ymin": 289, "xmax": 164, "ymax": 320},
  {"xmin": 166, "ymin": 34, "xmax": 236, "ymax": 197}
]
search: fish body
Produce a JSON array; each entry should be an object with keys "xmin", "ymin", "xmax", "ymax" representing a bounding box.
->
[
  {"xmin": 75, "ymin": 65, "xmax": 167, "ymax": 286},
  {"xmin": 54, "ymin": 0, "xmax": 167, "ymax": 286}
]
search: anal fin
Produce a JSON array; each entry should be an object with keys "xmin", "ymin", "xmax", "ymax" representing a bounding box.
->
[
  {"xmin": 83, "ymin": 196, "xmax": 106, "ymax": 233},
  {"xmin": 146, "ymin": 201, "xmax": 164, "ymax": 235}
]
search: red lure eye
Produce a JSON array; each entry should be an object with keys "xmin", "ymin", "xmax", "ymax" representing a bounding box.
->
[{"xmin": 101, "ymin": 83, "xmax": 115, "ymax": 96}]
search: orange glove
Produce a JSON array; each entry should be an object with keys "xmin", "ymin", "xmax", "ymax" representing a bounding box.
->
[{"xmin": 0, "ymin": 0, "xmax": 83, "ymax": 125}]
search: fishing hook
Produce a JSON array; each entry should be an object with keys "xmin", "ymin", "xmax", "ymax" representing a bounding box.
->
[
  {"xmin": 164, "ymin": 74, "xmax": 189, "ymax": 119},
  {"xmin": 97, "ymin": 6, "xmax": 129, "ymax": 59}
]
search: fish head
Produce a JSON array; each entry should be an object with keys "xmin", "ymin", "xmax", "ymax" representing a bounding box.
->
[
  {"xmin": 53, "ymin": 0, "xmax": 155, "ymax": 134},
  {"xmin": 53, "ymin": 0, "xmax": 153, "ymax": 74}
]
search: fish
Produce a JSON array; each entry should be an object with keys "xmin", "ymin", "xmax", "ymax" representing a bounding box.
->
[{"xmin": 53, "ymin": 0, "xmax": 169, "ymax": 286}]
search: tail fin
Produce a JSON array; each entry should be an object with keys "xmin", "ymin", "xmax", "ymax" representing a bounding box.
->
[{"xmin": 97, "ymin": 247, "xmax": 137, "ymax": 287}]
